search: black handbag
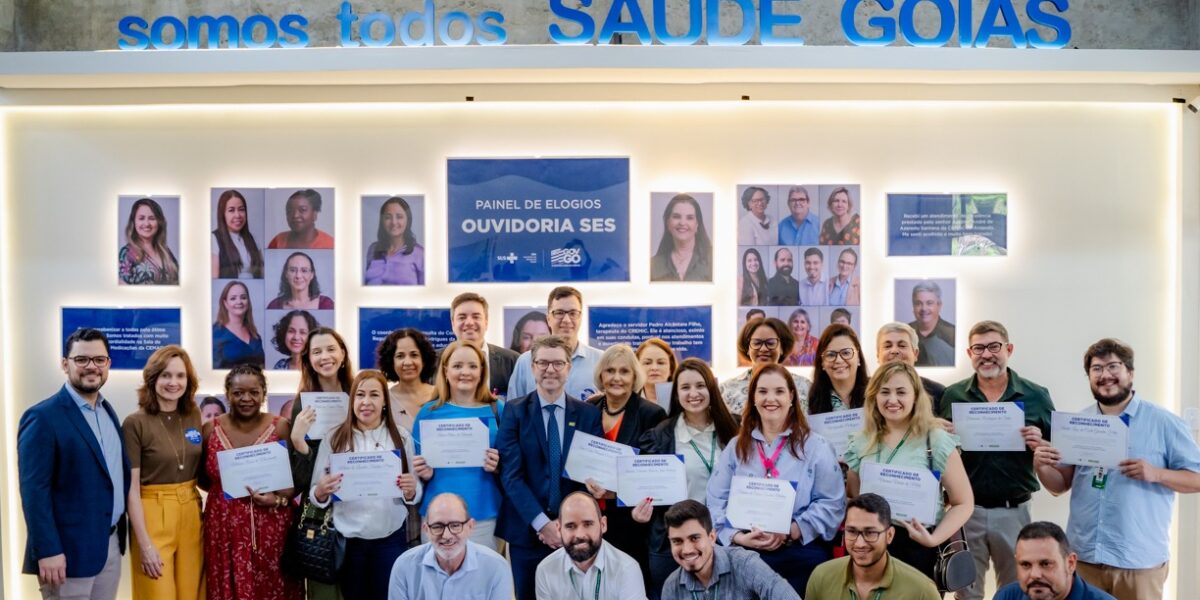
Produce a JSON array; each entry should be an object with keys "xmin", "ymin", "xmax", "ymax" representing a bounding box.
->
[
  {"xmin": 926, "ymin": 435, "xmax": 977, "ymax": 593},
  {"xmin": 284, "ymin": 500, "xmax": 345, "ymax": 584}
]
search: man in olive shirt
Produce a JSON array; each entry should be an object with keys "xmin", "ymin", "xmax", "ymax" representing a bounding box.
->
[
  {"xmin": 806, "ymin": 494, "xmax": 940, "ymax": 599},
  {"xmin": 939, "ymin": 320, "xmax": 1055, "ymax": 600}
]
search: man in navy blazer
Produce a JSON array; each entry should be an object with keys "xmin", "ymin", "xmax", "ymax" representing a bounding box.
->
[
  {"xmin": 19, "ymin": 328, "xmax": 130, "ymax": 599},
  {"xmin": 496, "ymin": 334, "xmax": 603, "ymax": 600}
]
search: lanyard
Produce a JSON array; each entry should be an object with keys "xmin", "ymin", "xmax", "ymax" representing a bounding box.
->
[
  {"xmin": 568, "ymin": 568, "xmax": 601, "ymax": 600},
  {"xmin": 687, "ymin": 432, "xmax": 718, "ymax": 475},
  {"xmin": 690, "ymin": 581, "xmax": 719, "ymax": 600},
  {"xmin": 875, "ymin": 428, "xmax": 911, "ymax": 465},
  {"xmin": 756, "ymin": 437, "xmax": 786, "ymax": 478}
]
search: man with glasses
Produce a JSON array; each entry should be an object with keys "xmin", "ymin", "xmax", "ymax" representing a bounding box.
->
[
  {"xmin": 806, "ymin": 493, "xmax": 940, "ymax": 599},
  {"xmin": 766, "ymin": 247, "xmax": 800, "ymax": 306},
  {"xmin": 828, "ymin": 247, "xmax": 861, "ymax": 306},
  {"xmin": 19, "ymin": 328, "xmax": 130, "ymax": 600},
  {"xmin": 1033, "ymin": 339, "xmax": 1200, "ymax": 600},
  {"xmin": 778, "ymin": 186, "xmax": 819, "ymax": 245},
  {"xmin": 507, "ymin": 286, "xmax": 605, "ymax": 401},
  {"xmin": 388, "ymin": 492, "xmax": 512, "ymax": 599},
  {"xmin": 497, "ymin": 335, "xmax": 603, "ymax": 600},
  {"xmin": 939, "ymin": 320, "xmax": 1055, "ymax": 600}
]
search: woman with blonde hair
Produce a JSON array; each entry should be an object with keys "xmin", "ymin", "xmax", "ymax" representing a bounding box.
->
[{"xmin": 212, "ymin": 280, "xmax": 265, "ymax": 368}]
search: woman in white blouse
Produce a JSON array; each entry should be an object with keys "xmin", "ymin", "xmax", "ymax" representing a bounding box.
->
[{"xmin": 310, "ymin": 369, "xmax": 421, "ymax": 599}]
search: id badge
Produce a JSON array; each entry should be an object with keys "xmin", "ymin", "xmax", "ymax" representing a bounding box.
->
[{"xmin": 1091, "ymin": 467, "xmax": 1108, "ymax": 490}]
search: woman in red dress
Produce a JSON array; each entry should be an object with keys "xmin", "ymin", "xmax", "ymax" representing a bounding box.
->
[{"xmin": 202, "ymin": 364, "xmax": 303, "ymax": 600}]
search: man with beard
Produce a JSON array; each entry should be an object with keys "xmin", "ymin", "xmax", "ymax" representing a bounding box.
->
[
  {"xmin": 806, "ymin": 493, "xmax": 940, "ymax": 599},
  {"xmin": 939, "ymin": 320, "xmax": 1055, "ymax": 600},
  {"xmin": 1034, "ymin": 339, "xmax": 1200, "ymax": 600},
  {"xmin": 993, "ymin": 522, "xmax": 1114, "ymax": 600},
  {"xmin": 909, "ymin": 280, "xmax": 955, "ymax": 367},
  {"xmin": 388, "ymin": 493, "xmax": 512, "ymax": 599},
  {"xmin": 766, "ymin": 247, "xmax": 800, "ymax": 306},
  {"xmin": 18, "ymin": 328, "xmax": 130, "ymax": 600},
  {"xmin": 534, "ymin": 492, "xmax": 645, "ymax": 599},
  {"xmin": 660, "ymin": 500, "xmax": 797, "ymax": 600}
]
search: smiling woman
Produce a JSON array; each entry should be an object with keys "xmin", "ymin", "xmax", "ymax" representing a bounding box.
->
[{"xmin": 118, "ymin": 197, "xmax": 179, "ymax": 285}]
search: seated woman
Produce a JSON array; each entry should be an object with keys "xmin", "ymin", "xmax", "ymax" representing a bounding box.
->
[{"xmin": 267, "ymin": 252, "xmax": 334, "ymax": 310}]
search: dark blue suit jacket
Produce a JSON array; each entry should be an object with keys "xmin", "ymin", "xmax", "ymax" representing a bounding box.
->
[
  {"xmin": 495, "ymin": 391, "xmax": 602, "ymax": 548},
  {"xmin": 18, "ymin": 386, "xmax": 131, "ymax": 577}
]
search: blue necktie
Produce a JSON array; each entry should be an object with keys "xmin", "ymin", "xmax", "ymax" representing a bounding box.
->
[{"xmin": 544, "ymin": 404, "xmax": 562, "ymax": 512}]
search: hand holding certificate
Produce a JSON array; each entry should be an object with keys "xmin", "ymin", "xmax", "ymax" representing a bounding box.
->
[
  {"xmin": 808, "ymin": 408, "xmax": 865, "ymax": 460},
  {"xmin": 302, "ymin": 392, "xmax": 349, "ymax": 440},
  {"xmin": 858, "ymin": 462, "xmax": 940, "ymax": 525},
  {"xmin": 725, "ymin": 475, "xmax": 797, "ymax": 534},
  {"xmin": 616, "ymin": 455, "xmax": 687, "ymax": 507},
  {"xmin": 953, "ymin": 402, "xmax": 1025, "ymax": 451},
  {"xmin": 419, "ymin": 418, "xmax": 490, "ymax": 468},
  {"xmin": 217, "ymin": 441, "xmax": 293, "ymax": 499},
  {"xmin": 1050, "ymin": 411, "xmax": 1129, "ymax": 468},
  {"xmin": 562, "ymin": 431, "xmax": 637, "ymax": 491},
  {"xmin": 329, "ymin": 451, "xmax": 403, "ymax": 501}
]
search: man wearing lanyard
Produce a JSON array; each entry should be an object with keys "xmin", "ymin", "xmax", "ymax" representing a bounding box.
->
[
  {"xmin": 535, "ymin": 492, "xmax": 646, "ymax": 600},
  {"xmin": 806, "ymin": 494, "xmax": 941, "ymax": 599},
  {"xmin": 938, "ymin": 320, "xmax": 1055, "ymax": 600},
  {"xmin": 1033, "ymin": 339, "xmax": 1200, "ymax": 600},
  {"xmin": 18, "ymin": 328, "xmax": 131, "ymax": 599},
  {"xmin": 507, "ymin": 286, "xmax": 605, "ymax": 401}
]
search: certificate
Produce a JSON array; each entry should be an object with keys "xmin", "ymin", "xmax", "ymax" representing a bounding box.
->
[
  {"xmin": 859, "ymin": 462, "xmax": 940, "ymax": 525},
  {"xmin": 217, "ymin": 441, "xmax": 293, "ymax": 499},
  {"xmin": 725, "ymin": 476, "xmax": 797, "ymax": 534},
  {"xmin": 616, "ymin": 455, "xmax": 688, "ymax": 507},
  {"xmin": 302, "ymin": 392, "xmax": 349, "ymax": 440},
  {"xmin": 808, "ymin": 408, "xmax": 864, "ymax": 460},
  {"xmin": 419, "ymin": 418, "xmax": 490, "ymax": 468},
  {"xmin": 653, "ymin": 383, "xmax": 673, "ymax": 411},
  {"xmin": 562, "ymin": 431, "xmax": 637, "ymax": 491},
  {"xmin": 330, "ymin": 451, "xmax": 403, "ymax": 501},
  {"xmin": 953, "ymin": 402, "xmax": 1025, "ymax": 452},
  {"xmin": 1050, "ymin": 412, "xmax": 1129, "ymax": 468}
]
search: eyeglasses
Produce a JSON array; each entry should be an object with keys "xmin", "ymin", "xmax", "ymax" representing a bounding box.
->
[
  {"xmin": 845, "ymin": 528, "xmax": 886, "ymax": 542},
  {"xmin": 748, "ymin": 338, "xmax": 780, "ymax": 350},
  {"xmin": 426, "ymin": 521, "xmax": 467, "ymax": 536},
  {"xmin": 822, "ymin": 348, "xmax": 857, "ymax": 363},
  {"xmin": 533, "ymin": 360, "xmax": 568, "ymax": 371},
  {"xmin": 68, "ymin": 355, "xmax": 111, "ymax": 367},
  {"xmin": 788, "ymin": 197, "xmax": 808, "ymax": 205},
  {"xmin": 1088, "ymin": 361, "xmax": 1126, "ymax": 376},
  {"xmin": 837, "ymin": 260, "xmax": 857, "ymax": 268},
  {"xmin": 968, "ymin": 342, "xmax": 1006, "ymax": 356},
  {"xmin": 549, "ymin": 309, "xmax": 581, "ymax": 321}
]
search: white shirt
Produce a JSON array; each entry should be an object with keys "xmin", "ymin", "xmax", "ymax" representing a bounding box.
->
[
  {"xmin": 311, "ymin": 424, "xmax": 423, "ymax": 539},
  {"xmin": 210, "ymin": 232, "xmax": 255, "ymax": 278},
  {"xmin": 388, "ymin": 541, "xmax": 513, "ymax": 600},
  {"xmin": 675, "ymin": 418, "xmax": 720, "ymax": 503},
  {"xmin": 535, "ymin": 540, "xmax": 647, "ymax": 600},
  {"xmin": 738, "ymin": 211, "xmax": 773, "ymax": 245}
]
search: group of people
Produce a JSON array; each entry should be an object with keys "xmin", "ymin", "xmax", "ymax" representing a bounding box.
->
[{"xmin": 18, "ymin": 285, "xmax": 1200, "ymax": 600}]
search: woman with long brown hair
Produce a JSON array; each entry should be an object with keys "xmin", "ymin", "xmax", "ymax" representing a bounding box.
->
[
  {"xmin": 806, "ymin": 323, "xmax": 870, "ymax": 415},
  {"xmin": 120, "ymin": 197, "xmax": 179, "ymax": 285},
  {"xmin": 706, "ymin": 363, "xmax": 845, "ymax": 594},
  {"xmin": 212, "ymin": 280, "xmax": 265, "ymax": 369},
  {"xmin": 210, "ymin": 189, "xmax": 264, "ymax": 279}
]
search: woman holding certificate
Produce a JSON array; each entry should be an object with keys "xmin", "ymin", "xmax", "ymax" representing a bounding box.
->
[
  {"xmin": 409, "ymin": 341, "xmax": 504, "ymax": 550},
  {"xmin": 635, "ymin": 358, "xmax": 739, "ymax": 598},
  {"xmin": 309, "ymin": 370, "xmax": 421, "ymax": 600},
  {"xmin": 201, "ymin": 364, "xmax": 302, "ymax": 600},
  {"xmin": 706, "ymin": 363, "xmax": 845, "ymax": 594},
  {"xmin": 806, "ymin": 324, "xmax": 869, "ymax": 415},
  {"xmin": 842, "ymin": 362, "xmax": 973, "ymax": 582},
  {"xmin": 122, "ymin": 346, "xmax": 204, "ymax": 600}
]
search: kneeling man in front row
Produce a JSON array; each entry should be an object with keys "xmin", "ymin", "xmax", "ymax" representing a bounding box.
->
[
  {"xmin": 388, "ymin": 493, "xmax": 513, "ymax": 599},
  {"xmin": 994, "ymin": 521, "xmax": 1114, "ymax": 600}
]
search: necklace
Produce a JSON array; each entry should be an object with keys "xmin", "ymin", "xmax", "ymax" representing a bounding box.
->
[
  {"xmin": 363, "ymin": 426, "xmax": 389, "ymax": 450},
  {"xmin": 157, "ymin": 410, "xmax": 185, "ymax": 471},
  {"xmin": 601, "ymin": 398, "xmax": 627, "ymax": 416}
]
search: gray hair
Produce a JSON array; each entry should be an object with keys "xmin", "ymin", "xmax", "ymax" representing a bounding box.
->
[
  {"xmin": 911, "ymin": 280, "xmax": 943, "ymax": 302},
  {"xmin": 876, "ymin": 322, "xmax": 919, "ymax": 349}
]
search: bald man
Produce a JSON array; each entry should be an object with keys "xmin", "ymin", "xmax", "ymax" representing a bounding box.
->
[
  {"xmin": 388, "ymin": 493, "xmax": 512, "ymax": 600},
  {"xmin": 535, "ymin": 492, "xmax": 646, "ymax": 600}
]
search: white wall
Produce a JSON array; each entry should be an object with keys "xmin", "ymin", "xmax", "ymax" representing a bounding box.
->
[{"xmin": 0, "ymin": 98, "xmax": 1182, "ymax": 598}]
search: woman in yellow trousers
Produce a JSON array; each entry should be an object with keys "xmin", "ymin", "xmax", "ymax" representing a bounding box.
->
[{"xmin": 122, "ymin": 345, "xmax": 205, "ymax": 600}]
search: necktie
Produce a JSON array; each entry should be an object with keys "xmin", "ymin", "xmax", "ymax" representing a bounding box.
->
[{"xmin": 544, "ymin": 404, "xmax": 562, "ymax": 512}]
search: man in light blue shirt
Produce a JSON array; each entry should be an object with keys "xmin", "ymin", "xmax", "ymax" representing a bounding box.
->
[
  {"xmin": 1034, "ymin": 339, "xmax": 1200, "ymax": 600},
  {"xmin": 778, "ymin": 186, "xmax": 820, "ymax": 246},
  {"xmin": 797, "ymin": 247, "xmax": 828, "ymax": 306},
  {"xmin": 507, "ymin": 286, "xmax": 604, "ymax": 400},
  {"xmin": 389, "ymin": 493, "xmax": 513, "ymax": 600}
]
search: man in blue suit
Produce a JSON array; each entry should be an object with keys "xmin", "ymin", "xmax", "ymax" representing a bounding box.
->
[
  {"xmin": 496, "ymin": 334, "xmax": 603, "ymax": 600},
  {"xmin": 19, "ymin": 328, "xmax": 130, "ymax": 599}
]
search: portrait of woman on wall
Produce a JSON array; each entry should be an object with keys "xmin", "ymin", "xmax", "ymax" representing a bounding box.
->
[
  {"xmin": 212, "ymin": 280, "xmax": 265, "ymax": 369},
  {"xmin": 266, "ymin": 251, "xmax": 334, "ymax": 310},
  {"xmin": 506, "ymin": 309, "xmax": 550, "ymax": 354},
  {"xmin": 363, "ymin": 195, "xmax": 425, "ymax": 286},
  {"xmin": 818, "ymin": 185, "xmax": 861, "ymax": 246},
  {"xmin": 266, "ymin": 188, "xmax": 335, "ymax": 250},
  {"xmin": 269, "ymin": 309, "xmax": 319, "ymax": 370},
  {"xmin": 119, "ymin": 196, "xmax": 180, "ymax": 285},
  {"xmin": 650, "ymin": 192, "xmax": 713, "ymax": 283},
  {"xmin": 210, "ymin": 188, "xmax": 265, "ymax": 279}
]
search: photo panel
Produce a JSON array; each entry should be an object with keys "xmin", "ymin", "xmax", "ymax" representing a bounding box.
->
[
  {"xmin": 894, "ymin": 278, "xmax": 957, "ymax": 367},
  {"xmin": 818, "ymin": 306, "xmax": 861, "ymax": 338},
  {"xmin": 264, "ymin": 187, "xmax": 336, "ymax": 250},
  {"xmin": 263, "ymin": 308, "xmax": 335, "ymax": 371},
  {"xmin": 210, "ymin": 187, "xmax": 266, "ymax": 280},
  {"xmin": 780, "ymin": 306, "xmax": 821, "ymax": 367},
  {"xmin": 735, "ymin": 184, "xmax": 781, "ymax": 246},
  {"xmin": 816, "ymin": 184, "xmax": 862, "ymax": 246},
  {"xmin": 210, "ymin": 279, "xmax": 267, "ymax": 370},
  {"xmin": 264, "ymin": 249, "xmax": 336, "ymax": 310},
  {"xmin": 826, "ymin": 245, "xmax": 861, "ymax": 307},
  {"xmin": 776, "ymin": 184, "xmax": 823, "ymax": 246},
  {"xmin": 268, "ymin": 394, "xmax": 296, "ymax": 418},
  {"xmin": 736, "ymin": 245, "xmax": 772, "ymax": 307},
  {"xmin": 796, "ymin": 245, "xmax": 829, "ymax": 306},
  {"xmin": 503, "ymin": 306, "xmax": 549, "ymax": 355},
  {"xmin": 196, "ymin": 394, "xmax": 228, "ymax": 426},
  {"xmin": 362, "ymin": 194, "xmax": 427, "ymax": 286},
  {"xmin": 649, "ymin": 191, "xmax": 715, "ymax": 283},
  {"xmin": 117, "ymin": 195, "xmax": 181, "ymax": 286}
]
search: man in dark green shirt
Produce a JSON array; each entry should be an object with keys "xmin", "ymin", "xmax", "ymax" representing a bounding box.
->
[{"xmin": 939, "ymin": 320, "xmax": 1055, "ymax": 600}]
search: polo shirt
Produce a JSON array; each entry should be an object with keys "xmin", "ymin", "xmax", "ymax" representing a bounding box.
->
[
  {"xmin": 993, "ymin": 573, "xmax": 1116, "ymax": 599},
  {"xmin": 805, "ymin": 554, "xmax": 941, "ymax": 599}
]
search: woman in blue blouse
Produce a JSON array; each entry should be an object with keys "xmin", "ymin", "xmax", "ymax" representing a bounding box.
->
[
  {"xmin": 212, "ymin": 280, "xmax": 265, "ymax": 368},
  {"xmin": 706, "ymin": 363, "xmax": 845, "ymax": 595},
  {"xmin": 409, "ymin": 340, "xmax": 503, "ymax": 550}
]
